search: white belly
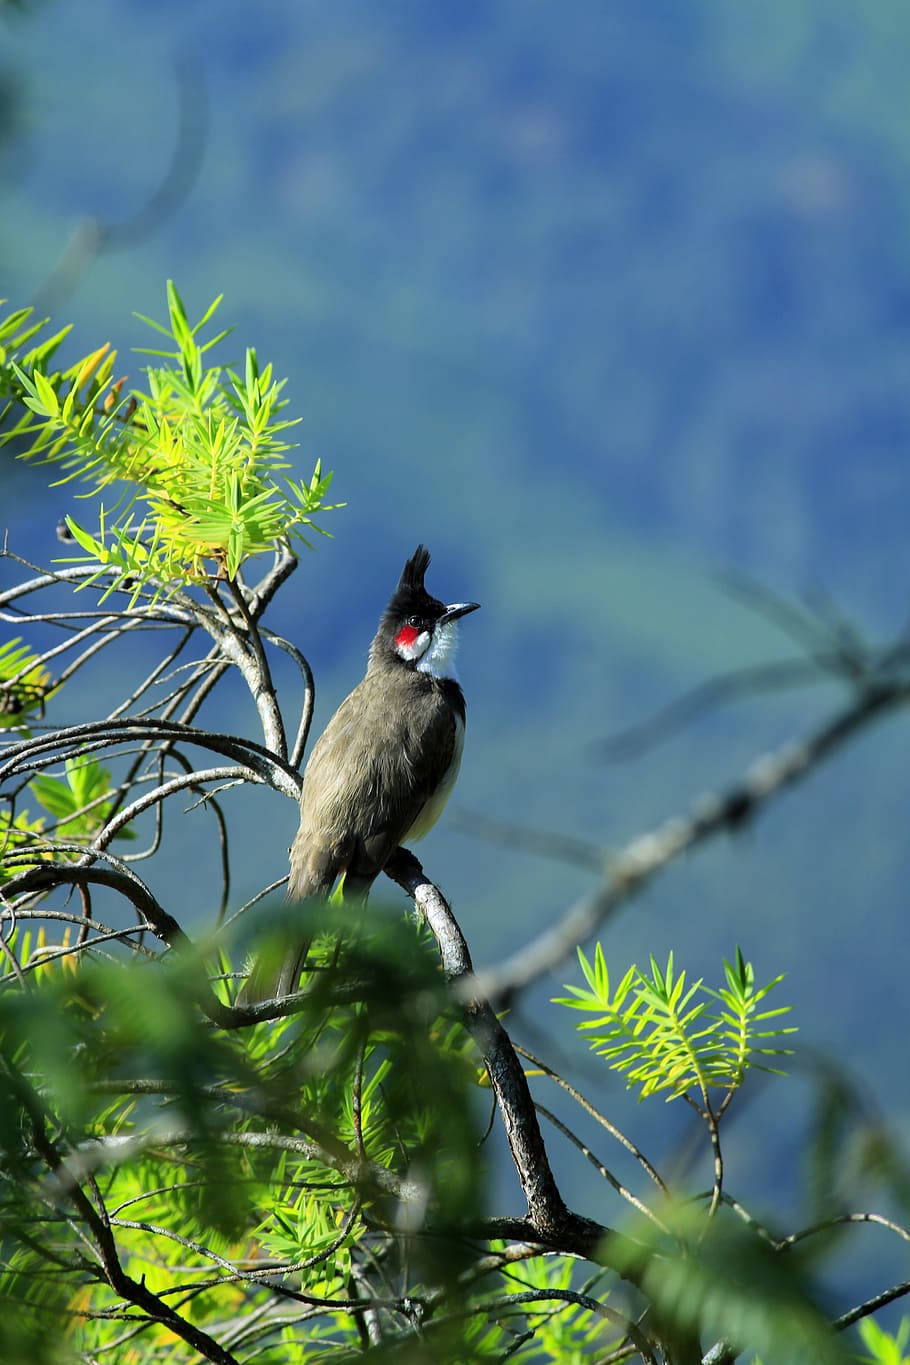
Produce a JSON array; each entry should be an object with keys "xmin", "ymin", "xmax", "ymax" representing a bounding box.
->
[{"xmin": 405, "ymin": 714, "xmax": 464, "ymax": 842}]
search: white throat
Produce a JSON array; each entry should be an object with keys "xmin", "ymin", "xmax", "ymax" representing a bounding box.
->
[{"xmin": 415, "ymin": 620, "xmax": 460, "ymax": 680}]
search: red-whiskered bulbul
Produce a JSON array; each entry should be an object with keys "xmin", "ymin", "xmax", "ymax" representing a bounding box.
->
[{"xmin": 241, "ymin": 545, "xmax": 479, "ymax": 1002}]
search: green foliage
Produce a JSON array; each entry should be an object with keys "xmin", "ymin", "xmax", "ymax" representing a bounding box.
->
[
  {"xmin": 857, "ymin": 1317, "xmax": 910, "ymax": 1364},
  {"xmin": 28, "ymin": 754, "xmax": 135, "ymax": 842},
  {"xmin": 555, "ymin": 945, "xmax": 795, "ymax": 1104},
  {"xmin": 0, "ymin": 806, "xmax": 48, "ymax": 886},
  {"xmin": 1, "ymin": 283, "xmax": 342, "ymax": 601},
  {"xmin": 489, "ymin": 1252, "xmax": 619, "ymax": 1363},
  {"xmin": 0, "ymin": 635, "xmax": 54, "ymax": 732},
  {"xmin": 0, "ymin": 302, "xmax": 72, "ymax": 392},
  {"xmin": 1, "ymin": 755, "xmax": 133, "ymax": 885}
]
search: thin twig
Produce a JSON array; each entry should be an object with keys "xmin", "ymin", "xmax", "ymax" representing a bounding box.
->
[
  {"xmin": 535, "ymin": 1102, "xmax": 669, "ymax": 1234},
  {"xmin": 473, "ymin": 678, "xmax": 910, "ymax": 1007},
  {"xmin": 513, "ymin": 1043, "xmax": 669, "ymax": 1198}
]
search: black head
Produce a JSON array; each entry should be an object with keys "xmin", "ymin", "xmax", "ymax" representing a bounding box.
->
[
  {"xmin": 370, "ymin": 545, "xmax": 480, "ymax": 678},
  {"xmin": 386, "ymin": 545, "xmax": 442, "ymax": 622}
]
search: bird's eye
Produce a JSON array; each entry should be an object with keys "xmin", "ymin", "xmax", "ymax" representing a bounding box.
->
[{"xmin": 407, "ymin": 616, "xmax": 421, "ymax": 628}]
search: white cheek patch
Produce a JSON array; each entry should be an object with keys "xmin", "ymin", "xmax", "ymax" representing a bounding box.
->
[
  {"xmin": 416, "ymin": 621, "xmax": 459, "ymax": 680},
  {"xmin": 396, "ymin": 629, "xmax": 431, "ymax": 662}
]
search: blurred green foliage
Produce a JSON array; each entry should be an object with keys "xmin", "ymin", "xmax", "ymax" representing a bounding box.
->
[{"xmin": 0, "ymin": 919, "xmax": 494, "ymax": 1361}]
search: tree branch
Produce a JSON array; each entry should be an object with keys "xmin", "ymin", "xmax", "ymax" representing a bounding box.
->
[
  {"xmin": 0, "ymin": 717, "xmax": 301, "ymax": 799},
  {"xmin": 2, "ymin": 861, "xmax": 185, "ymax": 947},
  {"xmin": 382, "ymin": 849, "xmax": 646, "ymax": 1274},
  {"xmin": 472, "ymin": 678, "xmax": 910, "ymax": 1006}
]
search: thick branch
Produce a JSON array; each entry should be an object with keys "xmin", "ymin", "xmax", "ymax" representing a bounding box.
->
[
  {"xmin": 2, "ymin": 862, "xmax": 185, "ymax": 947},
  {"xmin": 218, "ymin": 578, "xmax": 288, "ymax": 761},
  {"xmin": 383, "ymin": 849, "xmax": 642, "ymax": 1273}
]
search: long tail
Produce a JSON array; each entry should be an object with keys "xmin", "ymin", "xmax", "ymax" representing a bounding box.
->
[
  {"xmin": 237, "ymin": 855, "xmax": 336, "ymax": 1006},
  {"xmin": 237, "ymin": 931, "xmax": 314, "ymax": 1006},
  {"xmin": 237, "ymin": 854, "xmax": 382, "ymax": 1006}
]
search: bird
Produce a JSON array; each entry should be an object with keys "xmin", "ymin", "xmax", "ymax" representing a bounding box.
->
[{"xmin": 240, "ymin": 545, "xmax": 479, "ymax": 1002}]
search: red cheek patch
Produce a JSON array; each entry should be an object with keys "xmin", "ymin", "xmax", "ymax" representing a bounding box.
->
[{"xmin": 395, "ymin": 625, "xmax": 419, "ymax": 649}]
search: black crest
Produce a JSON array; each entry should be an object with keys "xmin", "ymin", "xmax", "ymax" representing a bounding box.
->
[
  {"xmin": 386, "ymin": 545, "xmax": 443, "ymax": 619},
  {"xmin": 398, "ymin": 545, "xmax": 431, "ymax": 593}
]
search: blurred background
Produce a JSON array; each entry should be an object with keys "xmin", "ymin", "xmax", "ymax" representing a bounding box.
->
[{"xmin": 3, "ymin": 0, "xmax": 910, "ymax": 1313}]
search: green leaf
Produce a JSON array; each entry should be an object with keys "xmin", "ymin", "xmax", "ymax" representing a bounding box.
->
[
  {"xmin": 27, "ymin": 756, "xmax": 134, "ymax": 842},
  {"xmin": 30, "ymin": 368, "xmax": 61, "ymax": 418},
  {"xmin": 857, "ymin": 1316, "xmax": 910, "ymax": 1364}
]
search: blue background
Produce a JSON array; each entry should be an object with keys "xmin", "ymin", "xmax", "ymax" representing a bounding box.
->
[{"xmin": 3, "ymin": 0, "xmax": 910, "ymax": 1318}]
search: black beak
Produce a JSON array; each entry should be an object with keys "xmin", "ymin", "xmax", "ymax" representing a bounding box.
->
[{"xmin": 439, "ymin": 601, "xmax": 480, "ymax": 625}]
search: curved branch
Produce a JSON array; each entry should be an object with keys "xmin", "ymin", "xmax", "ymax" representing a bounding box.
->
[
  {"xmin": 0, "ymin": 717, "xmax": 301, "ymax": 799},
  {"xmin": 513, "ymin": 1042, "xmax": 669, "ymax": 1197},
  {"xmin": 535, "ymin": 1102, "xmax": 668, "ymax": 1234},
  {"xmin": 213, "ymin": 579, "xmax": 287, "ymax": 761},
  {"xmin": 107, "ymin": 625, "xmax": 197, "ymax": 720},
  {"xmin": 834, "ymin": 1277, "xmax": 910, "ymax": 1331},
  {"xmin": 0, "ymin": 555, "xmax": 198, "ymax": 626},
  {"xmin": 262, "ymin": 628, "xmax": 315, "ymax": 770},
  {"xmin": 782, "ymin": 1211, "xmax": 910, "ymax": 1252},
  {"xmin": 596, "ymin": 654, "xmax": 845, "ymax": 761},
  {"xmin": 424, "ymin": 1287, "xmax": 654, "ymax": 1362},
  {"xmin": 244, "ymin": 548, "xmax": 299, "ymax": 620},
  {"xmin": 87, "ymin": 765, "xmax": 261, "ymax": 851},
  {"xmin": 2, "ymin": 857, "xmax": 184, "ymax": 946}
]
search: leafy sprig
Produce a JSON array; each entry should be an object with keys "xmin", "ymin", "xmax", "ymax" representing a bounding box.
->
[
  {"xmin": 2, "ymin": 282, "xmax": 342, "ymax": 601},
  {"xmin": 857, "ymin": 1316, "xmax": 910, "ymax": 1364},
  {"xmin": 555, "ymin": 945, "xmax": 795, "ymax": 1103},
  {"xmin": 0, "ymin": 301, "xmax": 72, "ymax": 400}
]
